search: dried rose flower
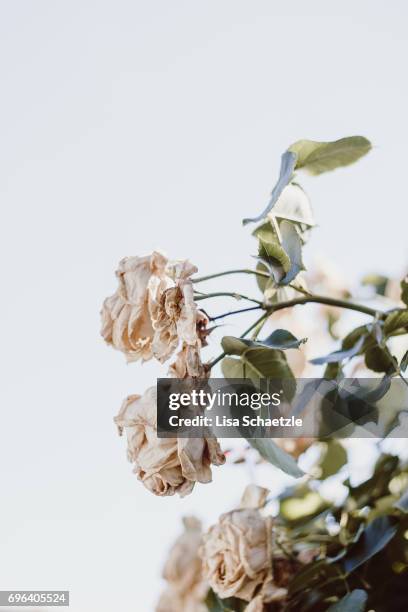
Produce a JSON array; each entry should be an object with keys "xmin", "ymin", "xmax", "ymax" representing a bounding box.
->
[
  {"xmin": 114, "ymin": 387, "xmax": 225, "ymax": 497},
  {"xmin": 150, "ymin": 259, "xmax": 202, "ymax": 362},
  {"xmin": 100, "ymin": 251, "xmax": 167, "ymax": 362},
  {"xmin": 156, "ymin": 517, "xmax": 208, "ymax": 612},
  {"xmin": 101, "ymin": 254, "xmax": 209, "ymax": 373},
  {"xmin": 200, "ymin": 485, "xmax": 291, "ymax": 609}
]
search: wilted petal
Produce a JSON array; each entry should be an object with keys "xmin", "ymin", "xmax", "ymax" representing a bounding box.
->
[{"xmin": 115, "ymin": 387, "xmax": 224, "ymax": 498}]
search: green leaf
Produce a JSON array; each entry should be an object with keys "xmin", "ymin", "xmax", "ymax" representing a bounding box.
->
[
  {"xmin": 319, "ymin": 440, "xmax": 347, "ymax": 480},
  {"xmin": 364, "ymin": 345, "xmax": 394, "ymax": 373},
  {"xmin": 401, "ymin": 277, "xmax": 408, "ymax": 306},
  {"xmin": 249, "ymin": 438, "xmax": 304, "ymax": 477},
  {"xmin": 255, "ymin": 222, "xmax": 291, "ymax": 276},
  {"xmin": 394, "ymin": 488, "xmax": 408, "ymax": 513},
  {"xmin": 342, "ymin": 516, "xmax": 398, "ymax": 573},
  {"xmin": 204, "ymin": 590, "xmax": 245, "ymax": 612},
  {"xmin": 324, "ymin": 362, "xmax": 343, "ymax": 380},
  {"xmin": 279, "ymin": 220, "xmax": 304, "ymax": 285},
  {"xmin": 310, "ymin": 335, "xmax": 366, "ymax": 365},
  {"xmin": 280, "ymin": 490, "xmax": 326, "ymax": 521},
  {"xmin": 342, "ymin": 325, "xmax": 370, "ymax": 350},
  {"xmin": 328, "ymin": 590, "xmax": 368, "ymax": 612},
  {"xmin": 222, "ymin": 330, "xmax": 306, "ymax": 354},
  {"xmin": 255, "ymin": 261, "xmax": 275, "ymax": 297},
  {"xmin": 221, "ymin": 347, "xmax": 295, "ymax": 383},
  {"xmin": 384, "ymin": 309, "xmax": 408, "ymax": 336},
  {"xmin": 289, "ymin": 136, "xmax": 372, "ymax": 176},
  {"xmin": 361, "ymin": 273, "xmax": 389, "ymax": 296},
  {"xmin": 243, "ymin": 150, "xmax": 297, "ymax": 225},
  {"xmin": 401, "ymin": 350, "xmax": 408, "ymax": 372},
  {"xmin": 221, "ymin": 356, "xmax": 246, "ymax": 378},
  {"xmin": 289, "ymin": 559, "xmax": 331, "ymax": 595}
]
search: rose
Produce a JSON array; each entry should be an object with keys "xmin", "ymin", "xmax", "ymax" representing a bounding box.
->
[
  {"xmin": 150, "ymin": 259, "xmax": 202, "ymax": 364},
  {"xmin": 156, "ymin": 517, "xmax": 208, "ymax": 612},
  {"xmin": 101, "ymin": 254, "xmax": 209, "ymax": 374},
  {"xmin": 115, "ymin": 387, "xmax": 225, "ymax": 497},
  {"xmin": 200, "ymin": 485, "xmax": 289, "ymax": 607},
  {"xmin": 100, "ymin": 251, "xmax": 167, "ymax": 362}
]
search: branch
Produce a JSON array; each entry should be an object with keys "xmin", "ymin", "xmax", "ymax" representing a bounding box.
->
[
  {"xmin": 192, "ymin": 268, "xmax": 269, "ymax": 283},
  {"xmin": 265, "ymin": 295, "xmax": 386, "ymax": 319},
  {"xmin": 194, "ymin": 292, "xmax": 264, "ymax": 306},
  {"xmin": 209, "ymin": 305, "xmax": 262, "ymax": 322}
]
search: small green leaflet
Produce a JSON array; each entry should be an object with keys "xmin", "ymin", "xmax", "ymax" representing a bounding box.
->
[
  {"xmin": 243, "ymin": 136, "xmax": 371, "ymax": 225},
  {"xmin": 383, "ymin": 309, "xmax": 408, "ymax": 336},
  {"xmin": 289, "ymin": 136, "xmax": 371, "ymax": 176},
  {"xmin": 318, "ymin": 440, "xmax": 347, "ymax": 480},
  {"xmin": 221, "ymin": 348, "xmax": 295, "ymax": 388},
  {"xmin": 401, "ymin": 350, "xmax": 408, "ymax": 372},
  {"xmin": 248, "ymin": 438, "xmax": 304, "ymax": 478},
  {"xmin": 342, "ymin": 516, "xmax": 397, "ymax": 573},
  {"xmin": 254, "ymin": 220, "xmax": 304, "ymax": 286},
  {"xmin": 310, "ymin": 335, "xmax": 365, "ymax": 365},
  {"xmin": 255, "ymin": 221, "xmax": 291, "ymax": 278},
  {"xmin": 222, "ymin": 330, "xmax": 306, "ymax": 354},
  {"xmin": 279, "ymin": 220, "xmax": 304, "ymax": 285},
  {"xmin": 243, "ymin": 151, "xmax": 297, "ymax": 225},
  {"xmin": 401, "ymin": 277, "xmax": 408, "ymax": 306}
]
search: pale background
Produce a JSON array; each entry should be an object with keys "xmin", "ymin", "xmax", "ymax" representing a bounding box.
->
[{"xmin": 0, "ymin": 1, "xmax": 407, "ymax": 611}]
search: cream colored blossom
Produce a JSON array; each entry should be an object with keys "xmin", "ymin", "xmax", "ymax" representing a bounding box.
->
[
  {"xmin": 101, "ymin": 254, "xmax": 209, "ymax": 371},
  {"xmin": 100, "ymin": 251, "xmax": 167, "ymax": 362},
  {"xmin": 156, "ymin": 517, "xmax": 208, "ymax": 612},
  {"xmin": 150, "ymin": 259, "xmax": 201, "ymax": 363},
  {"xmin": 200, "ymin": 485, "xmax": 288, "ymax": 606},
  {"xmin": 114, "ymin": 387, "xmax": 225, "ymax": 497}
]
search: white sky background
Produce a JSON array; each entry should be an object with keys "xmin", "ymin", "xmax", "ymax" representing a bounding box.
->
[{"xmin": 0, "ymin": 1, "xmax": 407, "ymax": 611}]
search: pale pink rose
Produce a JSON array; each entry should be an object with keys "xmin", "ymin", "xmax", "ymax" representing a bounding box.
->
[
  {"xmin": 101, "ymin": 254, "xmax": 209, "ymax": 370},
  {"xmin": 114, "ymin": 387, "xmax": 225, "ymax": 497},
  {"xmin": 156, "ymin": 517, "xmax": 208, "ymax": 612},
  {"xmin": 150, "ymin": 259, "xmax": 204, "ymax": 365},
  {"xmin": 200, "ymin": 486, "xmax": 290, "ymax": 607},
  {"xmin": 100, "ymin": 251, "xmax": 167, "ymax": 362}
]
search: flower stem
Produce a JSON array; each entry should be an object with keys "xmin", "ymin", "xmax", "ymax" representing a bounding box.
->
[
  {"xmin": 193, "ymin": 269, "xmax": 387, "ymax": 318},
  {"xmin": 194, "ymin": 292, "xmax": 264, "ymax": 306},
  {"xmin": 192, "ymin": 268, "xmax": 269, "ymax": 283},
  {"xmin": 265, "ymin": 295, "xmax": 385, "ymax": 319},
  {"xmin": 209, "ymin": 305, "xmax": 262, "ymax": 322}
]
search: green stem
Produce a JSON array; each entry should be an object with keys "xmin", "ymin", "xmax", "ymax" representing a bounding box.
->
[
  {"xmin": 210, "ymin": 305, "xmax": 262, "ymax": 321},
  {"xmin": 192, "ymin": 268, "xmax": 269, "ymax": 283},
  {"xmin": 265, "ymin": 295, "xmax": 384, "ymax": 319},
  {"xmin": 194, "ymin": 292, "xmax": 264, "ymax": 306}
]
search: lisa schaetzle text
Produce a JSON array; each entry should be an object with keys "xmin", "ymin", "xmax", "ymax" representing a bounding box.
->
[{"xmin": 167, "ymin": 412, "xmax": 303, "ymax": 428}]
